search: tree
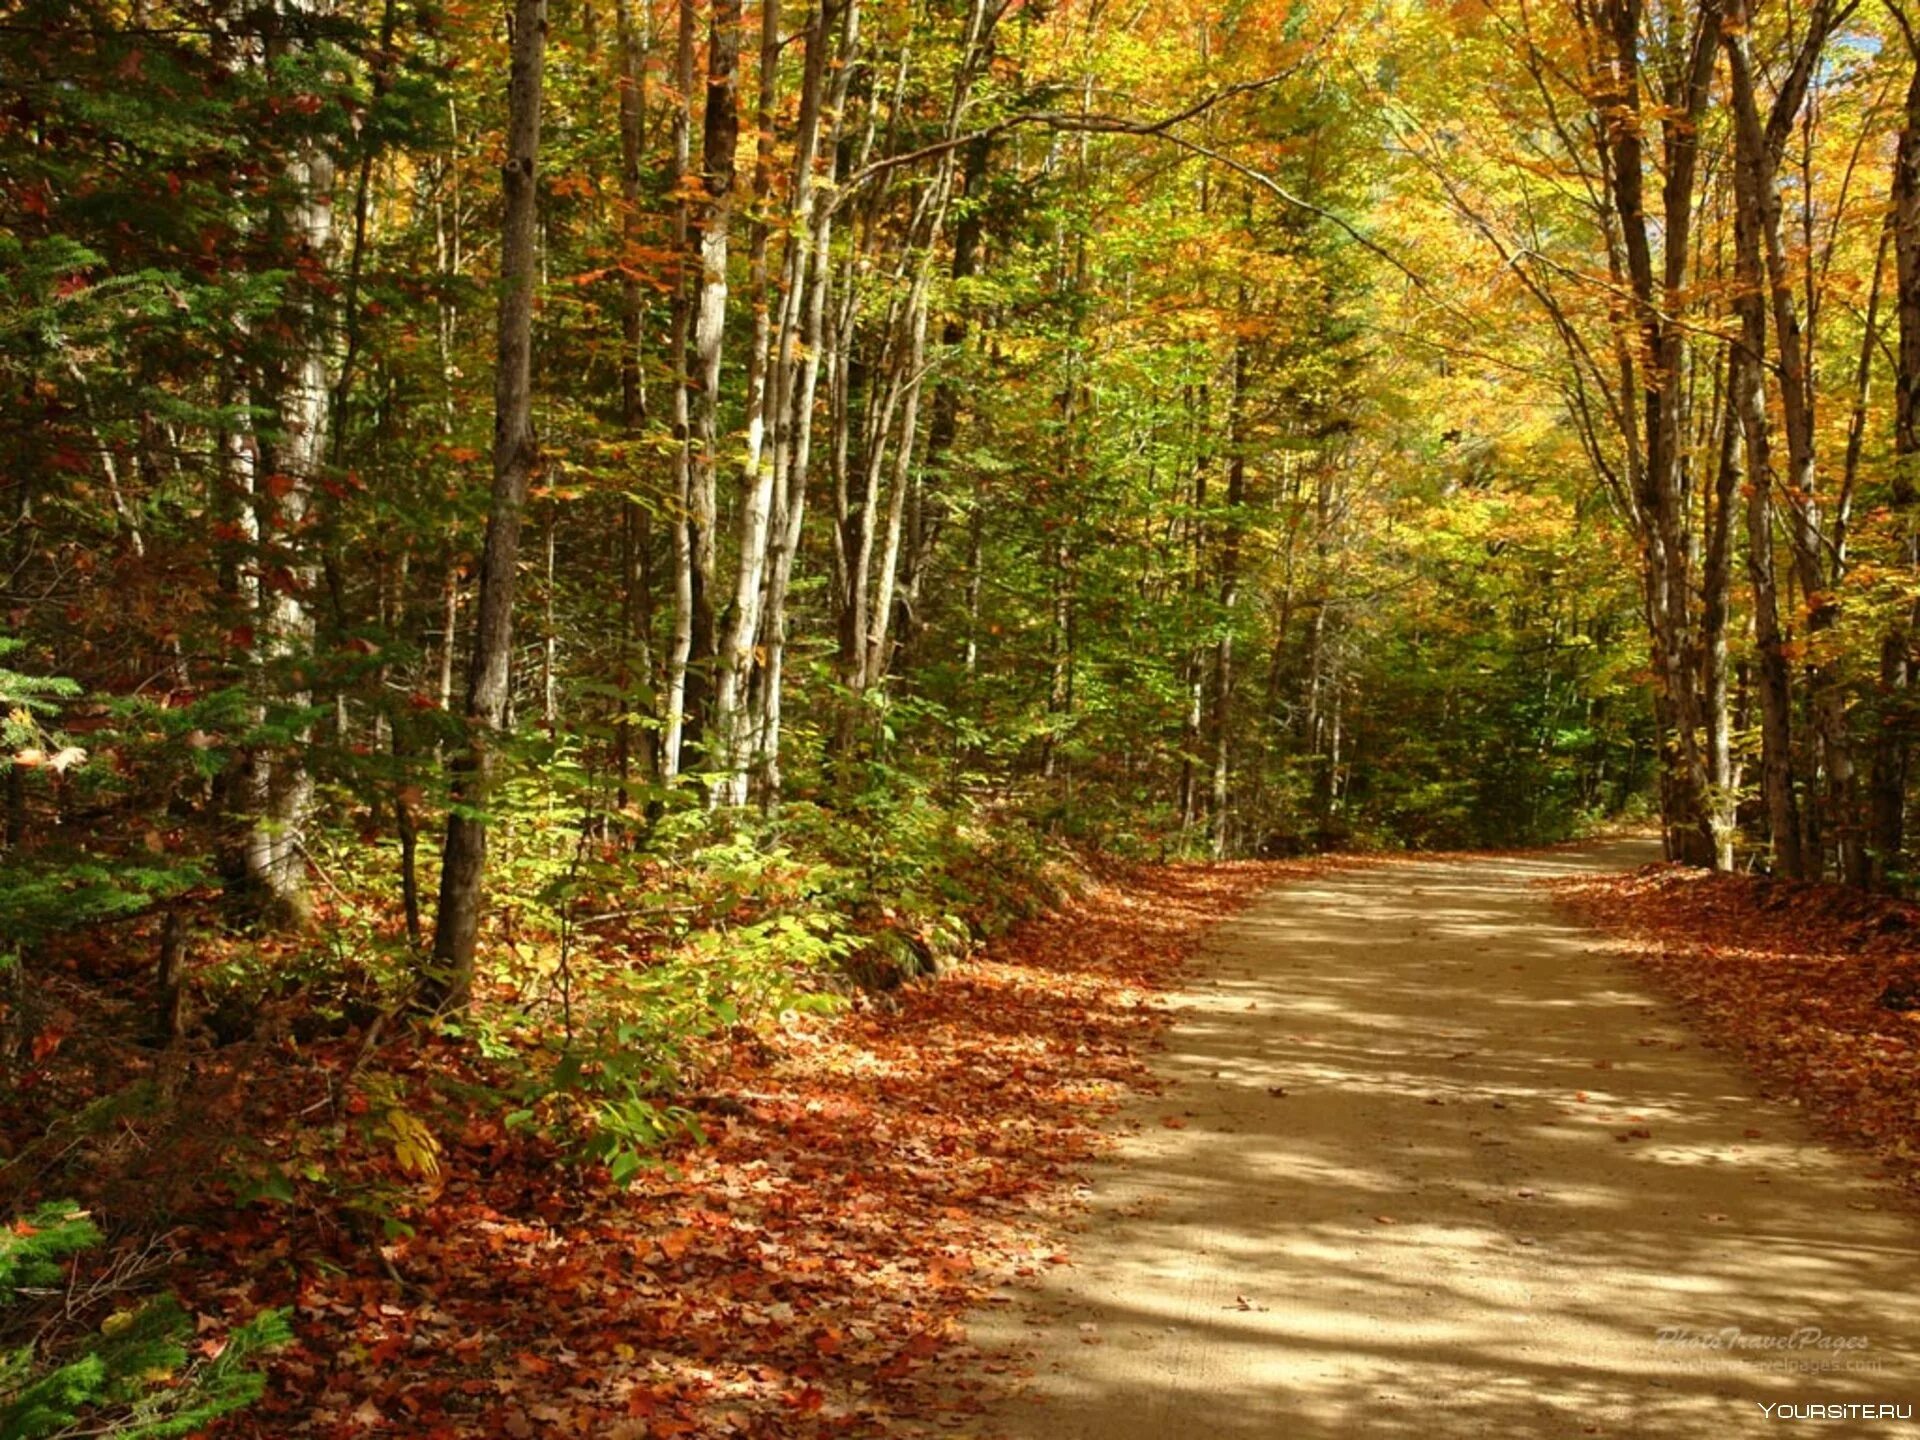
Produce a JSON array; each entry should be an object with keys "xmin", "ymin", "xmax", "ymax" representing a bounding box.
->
[{"xmin": 427, "ymin": 0, "xmax": 549, "ymax": 1009}]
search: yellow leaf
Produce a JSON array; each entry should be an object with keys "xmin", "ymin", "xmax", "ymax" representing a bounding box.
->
[{"xmin": 383, "ymin": 1108, "xmax": 442, "ymax": 1181}]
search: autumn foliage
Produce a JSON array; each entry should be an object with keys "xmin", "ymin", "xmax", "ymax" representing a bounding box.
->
[
  {"xmin": 21, "ymin": 0, "xmax": 1920, "ymax": 1426},
  {"xmin": 108, "ymin": 861, "xmax": 1304, "ymax": 1440}
]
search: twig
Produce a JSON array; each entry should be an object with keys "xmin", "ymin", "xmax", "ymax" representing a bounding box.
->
[
  {"xmin": 832, "ymin": 62, "xmax": 1318, "ymax": 206},
  {"xmin": 294, "ymin": 841, "xmax": 355, "ymax": 912}
]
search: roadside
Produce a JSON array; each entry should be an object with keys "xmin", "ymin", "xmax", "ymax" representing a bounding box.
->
[
  {"xmin": 1552, "ymin": 859, "xmax": 1920, "ymax": 1195},
  {"xmin": 184, "ymin": 859, "xmax": 1315, "ymax": 1438}
]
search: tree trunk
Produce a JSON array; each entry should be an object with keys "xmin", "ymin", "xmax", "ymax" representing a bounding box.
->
[
  {"xmin": 1593, "ymin": 0, "xmax": 1722, "ymax": 866},
  {"xmin": 239, "ymin": 0, "xmax": 340, "ymax": 925},
  {"xmin": 827, "ymin": 0, "xmax": 996, "ymax": 763},
  {"xmin": 1725, "ymin": 70, "xmax": 1804, "ymax": 877},
  {"xmin": 1873, "ymin": 55, "xmax": 1920, "ymax": 885},
  {"xmin": 612, "ymin": 0, "xmax": 657, "ymax": 799},
  {"xmin": 426, "ymin": 0, "xmax": 547, "ymax": 1011},
  {"xmin": 894, "ymin": 134, "xmax": 991, "ymax": 669},
  {"xmin": 662, "ymin": 0, "xmax": 697, "ymax": 779},
  {"xmin": 1733, "ymin": 340, "xmax": 1805, "ymax": 880},
  {"xmin": 683, "ymin": 0, "xmax": 742, "ymax": 769},
  {"xmin": 751, "ymin": 0, "xmax": 860, "ymax": 799},
  {"xmin": 1701, "ymin": 352, "xmax": 1738, "ymax": 870},
  {"xmin": 713, "ymin": 0, "xmax": 832, "ymax": 806},
  {"xmin": 1725, "ymin": 0, "xmax": 1843, "ymax": 878},
  {"xmin": 1176, "ymin": 382, "xmax": 1207, "ymax": 832},
  {"xmin": 1209, "ymin": 325, "xmax": 1249, "ymax": 859}
]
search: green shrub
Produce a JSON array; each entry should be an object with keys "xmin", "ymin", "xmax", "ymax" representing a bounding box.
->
[{"xmin": 0, "ymin": 1201, "xmax": 288, "ymax": 1440}]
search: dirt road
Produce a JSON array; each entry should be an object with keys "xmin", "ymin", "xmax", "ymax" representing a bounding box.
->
[{"xmin": 969, "ymin": 842, "xmax": 1920, "ymax": 1438}]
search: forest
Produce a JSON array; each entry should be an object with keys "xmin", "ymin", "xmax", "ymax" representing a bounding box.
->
[{"xmin": 6, "ymin": 0, "xmax": 1920, "ymax": 1431}]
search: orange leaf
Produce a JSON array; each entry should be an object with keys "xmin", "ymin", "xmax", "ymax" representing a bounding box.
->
[{"xmin": 656, "ymin": 1227, "xmax": 697, "ymax": 1261}]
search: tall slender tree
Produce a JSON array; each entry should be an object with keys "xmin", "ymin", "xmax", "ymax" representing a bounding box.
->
[{"xmin": 427, "ymin": 0, "xmax": 549, "ymax": 1009}]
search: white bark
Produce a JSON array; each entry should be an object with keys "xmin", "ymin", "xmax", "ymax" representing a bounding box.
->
[{"xmin": 245, "ymin": 0, "xmax": 336, "ymax": 920}]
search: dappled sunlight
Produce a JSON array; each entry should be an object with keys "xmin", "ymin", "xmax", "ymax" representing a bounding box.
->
[{"xmin": 972, "ymin": 842, "xmax": 1920, "ymax": 1439}]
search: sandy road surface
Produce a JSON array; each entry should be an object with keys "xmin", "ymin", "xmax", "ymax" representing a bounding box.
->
[{"xmin": 970, "ymin": 842, "xmax": 1920, "ymax": 1438}]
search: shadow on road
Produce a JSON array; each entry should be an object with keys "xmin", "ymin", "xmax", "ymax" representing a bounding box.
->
[{"xmin": 970, "ymin": 841, "xmax": 1920, "ymax": 1439}]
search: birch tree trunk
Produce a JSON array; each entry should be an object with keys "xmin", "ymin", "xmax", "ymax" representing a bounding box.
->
[
  {"xmin": 1701, "ymin": 355, "xmax": 1738, "ymax": 871},
  {"xmin": 826, "ymin": 0, "xmax": 997, "ymax": 764},
  {"xmin": 1729, "ymin": 321, "xmax": 1804, "ymax": 876},
  {"xmin": 711, "ymin": 0, "xmax": 834, "ymax": 806},
  {"xmin": 682, "ymin": 0, "xmax": 742, "ymax": 770},
  {"xmin": 239, "ymin": 0, "xmax": 338, "ymax": 924},
  {"xmin": 743, "ymin": 0, "xmax": 858, "ymax": 799},
  {"xmin": 1177, "ymin": 382, "xmax": 1208, "ymax": 832},
  {"xmin": 894, "ymin": 134, "xmax": 991, "ymax": 669},
  {"xmin": 662, "ymin": 0, "xmax": 697, "ymax": 779},
  {"xmin": 1725, "ymin": 32, "xmax": 1803, "ymax": 877}
]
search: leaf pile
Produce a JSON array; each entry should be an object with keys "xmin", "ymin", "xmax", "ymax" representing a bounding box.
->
[
  {"xmin": 1550, "ymin": 863, "xmax": 1920, "ymax": 1190},
  {"xmin": 184, "ymin": 859, "xmax": 1317, "ymax": 1439}
]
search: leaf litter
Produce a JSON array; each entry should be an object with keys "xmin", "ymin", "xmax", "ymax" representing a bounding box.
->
[{"xmin": 190, "ymin": 859, "xmax": 1327, "ymax": 1439}]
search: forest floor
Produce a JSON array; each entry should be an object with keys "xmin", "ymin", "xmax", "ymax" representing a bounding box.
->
[
  {"xmin": 966, "ymin": 840, "xmax": 1920, "ymax": 1439},
  {"xmin": 29, "ymin": 840, "xmax": 1920, "ymax": 1437},
  {"xmin": 177, "ymin": 856, "xmax": 1329, "ymax": 1440}
]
